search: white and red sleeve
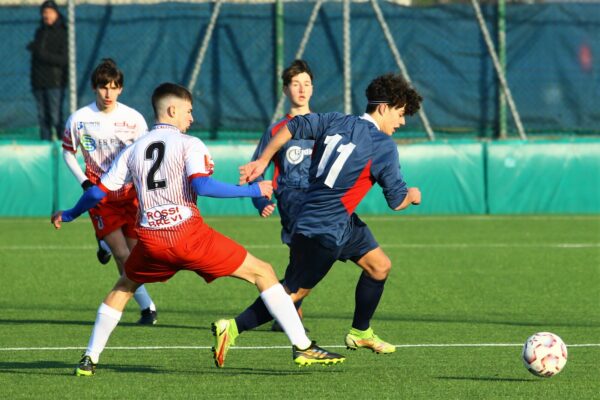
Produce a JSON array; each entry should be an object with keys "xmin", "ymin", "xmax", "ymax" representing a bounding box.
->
[
  {"xmin": 62, "ymin": 115, "xmax": 79, "ymax": 153},
  {"xmin": 185, "ymin": 138, "xmax": 215, "ymax": 180},
  {"xmin": 100, "ymin": 144, "xmax": 133, "ymax": 191}
]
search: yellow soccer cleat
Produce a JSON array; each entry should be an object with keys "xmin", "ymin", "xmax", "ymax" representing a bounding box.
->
[
  {"xmin": 211, "ymin": 319, "xmax": 238, "ymax": 368},
  {"xmin": 345, "ymin": 327, "xmax": 396, "ymax": 354}
]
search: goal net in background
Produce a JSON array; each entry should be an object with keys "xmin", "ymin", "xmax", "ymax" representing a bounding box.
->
[{"xmin": 1, "ymin": 0, "xmax": 598, "ymax": 141}]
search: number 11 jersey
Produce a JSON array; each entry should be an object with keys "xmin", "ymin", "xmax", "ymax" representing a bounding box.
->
[{"xmin": 287, "ymin": 112, "xmax": 409, "ymax": 248}]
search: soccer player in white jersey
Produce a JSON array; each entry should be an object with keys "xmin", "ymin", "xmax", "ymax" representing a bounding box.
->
[
  {"xmin": 62, "ymin": 59, "xmax": 157, "ymax": 325},
  {"xmin": 51, "ymin": 82, "xmax": 344, "ymax": 376}
]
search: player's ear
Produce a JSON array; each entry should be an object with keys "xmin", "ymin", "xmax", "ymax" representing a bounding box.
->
[
  {"xmin": 167, "ymin": 105, "xmax": 176, "ymax": 118},
  {"xmin": 377, "ymin": 103, "xmax": 388, "ymax": 116}
]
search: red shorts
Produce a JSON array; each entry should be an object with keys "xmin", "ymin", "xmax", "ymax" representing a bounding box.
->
[
  {"xmin": 88, "ymin": 197, "xmax": 138, "ymax": 240},
  {"xmin": 124, "ymin": 224, "xmax": 247, "ymax": 284}
]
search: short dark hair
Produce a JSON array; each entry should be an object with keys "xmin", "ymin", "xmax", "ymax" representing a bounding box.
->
[
  {"xmin": 91, "ymin": 58, "xmax": 124, "ymax": 89},
  {"xmin": 365, "ymin": 73, "xmax": 422, "ymax": 115},
  {"xmin": 151, "ymin": 82, "xmax": 193, "ymax": 117},
  {"xmin": 282, "ymin": 59, "xmax": 313, "ymax": 87},
  {"xmin": 40, "ymin": 0, "xmax": 58, "ymax": 13}
]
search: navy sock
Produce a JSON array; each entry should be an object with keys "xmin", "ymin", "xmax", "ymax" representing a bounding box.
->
[
  {"xmin": 234, "ymin": 296, "xmax": 274, "ymax": 334},
  {"xmin": 352, "ymin": 272, "xmax": 386, "ymax": 331}
]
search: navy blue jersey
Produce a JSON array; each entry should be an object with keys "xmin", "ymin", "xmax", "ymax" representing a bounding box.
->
[
  {"xmin": 287, "ymin": 112, "xmax": 408, "ymax": 248},
  {"xmin": 251, "ymin": 115, "xmax": 314, "ymax": 244}
]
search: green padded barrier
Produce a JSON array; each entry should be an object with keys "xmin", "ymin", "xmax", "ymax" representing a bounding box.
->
[
  {"xmin": 487, "ymin": 140, "xmax": 600, "ymax": 213},
  {"xmin": 356, "ymin": 141, "xmax": 486, "ymax": 215},
  {"xmin": 2, "ymin": 139, "xmax": 598, "ymax": 216},
  {"xmin": 0, "ymin": 141, "xmax": 55, "ymax": 216}
]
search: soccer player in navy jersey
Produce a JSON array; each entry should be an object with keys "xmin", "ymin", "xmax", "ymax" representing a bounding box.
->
[
  {"xmin": 249, "ymin": 60, "xmax": 315, "ymax": 331},
  {"xmin": 215, "ymin": 73, "xmax": 422, "ymax": 356},
  {"xmin": 52, "ymin": 83, "xmax": 344, "ymax": 376}
]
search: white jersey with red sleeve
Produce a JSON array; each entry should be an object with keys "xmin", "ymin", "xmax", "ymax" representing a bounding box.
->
[
  {"xmin": 100, "ymin": 123, "xmax": 215, "ymax": 249},
  {"xmin": 62, "ymin": 102, "xmax": 148, "ymax": 201}
]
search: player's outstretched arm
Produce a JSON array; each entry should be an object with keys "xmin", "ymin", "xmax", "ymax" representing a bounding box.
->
[
  {"xmin": 394, "ymin": 187, "xmax": 421, "ymax": 211},
  {"xmin": 239, "ymin": 125, "xmax": 293, "ymax": 184},
  {"xmin": 238, "ymin": 160, "xmax": 267, "ymax": 185},
  {"xmin": 50, "ymin": 185, "xmax": 107, "ymax": 229},
  {"xmin": 191, "ymin": 176, "xmax": 272, "ymax": 200}
]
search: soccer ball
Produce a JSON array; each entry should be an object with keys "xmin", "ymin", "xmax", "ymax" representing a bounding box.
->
[{"xmin": 522, "ymin": 332, "xmax": 568, "ymax": 377}]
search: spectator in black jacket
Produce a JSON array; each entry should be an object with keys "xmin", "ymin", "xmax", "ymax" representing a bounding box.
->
[{"xmin": 28, "ymin": 0, "xmax": 68, "ymax": 141}]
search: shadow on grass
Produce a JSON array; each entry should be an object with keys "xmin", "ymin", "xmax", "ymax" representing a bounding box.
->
[
  {"xmin": 436, "ymin": 376, "xmax": 537, "ymax": 383},
  {"xmin": 0, "ymin": 318, "xmax": 206, "ymax": 331},
  {"xmin": 0, "ymin": 361, "xmax": 339, "ymax": 377},
  {"xmin": 194, "ymin": 366, "xmax": 344, "ymax": 377},
  {"xmin": 297, "ymin": 313, "xmax": 600, "ymax": 329},
  {"xmin": 0, "ymin": 360, "xmax": 170, "ymax": 376}
]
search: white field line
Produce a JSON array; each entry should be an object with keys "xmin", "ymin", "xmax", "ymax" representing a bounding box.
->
[
  {"xmin": 1, "ymin": 243, "xmax": 598, "ymax": 251},
  {"xmin": 1, "ymin": 343, "xmax": 599, "ymax": 351}
]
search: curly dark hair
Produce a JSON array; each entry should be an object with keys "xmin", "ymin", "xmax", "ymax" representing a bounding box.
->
[
  {"xmin": 91, "ymin": 58, "xmax": 124, "ymax": 89},
  {"xmin": 365, "ymin": 73, "xmax": 422, "ymax": 116},
  {"xmin": 282, "ymin": 59, "xmax": 313, "ymax": 87}
]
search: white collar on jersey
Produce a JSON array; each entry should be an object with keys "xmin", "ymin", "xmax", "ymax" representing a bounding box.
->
[
  {"xmin": 359, "ymin": 113, "xmax": 380, "ymax": 131},
  {"xmin": 152, "ymin": 123, "xmax": 180, "ymax": 132}
]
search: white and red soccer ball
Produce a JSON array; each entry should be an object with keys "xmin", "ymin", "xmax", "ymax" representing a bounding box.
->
[{"xmin": 522, "ymin": 332, "xmax": 568, "ymax": 377}]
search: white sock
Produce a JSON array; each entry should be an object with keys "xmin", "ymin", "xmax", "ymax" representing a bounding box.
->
[
  {"xmin": 85, "ymin": 303, "xmax": 122, "ymax": 363},
  {"xmin": 133, "ymin": 285, "xmax": 155, "ymax": 311},
  {"xmin": 260, "ymin": 284, "xmax": 311, "ymax": 349}
]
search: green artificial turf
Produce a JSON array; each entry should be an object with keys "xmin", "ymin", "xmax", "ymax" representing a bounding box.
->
[{"xmin": 0, "ymin": 215, "xmax": 598, "ymax": 399}]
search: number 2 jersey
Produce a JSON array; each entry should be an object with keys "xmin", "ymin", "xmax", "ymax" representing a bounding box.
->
[
  {"xmin": 62, "ymin": 102, "xmax": 148, "ymax": 202},
  {"xmin": 99, "ymin": 124, "xmax": 215, "ymax": 250},
  {"xmin": 287, "ymin": 112, "xmax": 409, "ymax": 248}
]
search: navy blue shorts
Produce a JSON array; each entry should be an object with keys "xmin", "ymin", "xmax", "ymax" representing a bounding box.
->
[{"xmin": 283, "ymin": 214, "xmax": 378, "ymax": 293}]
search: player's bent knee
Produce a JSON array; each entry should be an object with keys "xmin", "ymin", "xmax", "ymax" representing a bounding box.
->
[
  {"xmin": 232, "ymin": 252, "xmax": 277, "ymax": 284},
  {"xmin": 377, "ymin": 257, "xmax": 392, "ymax": 277}
]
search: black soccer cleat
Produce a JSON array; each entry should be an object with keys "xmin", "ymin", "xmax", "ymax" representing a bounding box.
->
[
  {"xmin": 96, "ymin": 240, "xmax": 112, "ymax": 265},
  {"xmin": 138, "ymin": 308, "xmax": 157, "ymax": 325},
  {"xmin": 74, "ymin": 355, "xmax": 96, "ymax": 376},
  {"xmin": 293, "ymin": 341, "xmax": 345, "ymax": 366}
]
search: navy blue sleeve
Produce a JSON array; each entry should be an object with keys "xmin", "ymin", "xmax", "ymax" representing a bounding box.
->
[
  {"xmin": 250, "ymin": 128, "xmax": 273, "ymax": 185},
  {"xmin": 191, "ymin": 176, "xmax": 262, "ymax": 198},
  {"xmin": 251, "ymin": 196, "xmax": 274, "ymax": 215},
  {"xmin": 287, "ymin": 113, "xmax": 342, "ymax": 141},
  {"xmin": 371, "ymin": 140, "xmax": 408, "ymax": 209},
  {"xmin": 62, "ymin": 185, "xmax": 107, "ymax": 222}
]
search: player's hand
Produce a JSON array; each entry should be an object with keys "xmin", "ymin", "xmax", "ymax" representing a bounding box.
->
[
  {"xmin": 239, "ymin": 160, "xmax": 268, "ymax": 185},
  {"xmin": 50, "ymin": 211, "xmax": 63, "ymax": 229},
  {"xmin": 257, "ymin": 180, "xmax": 273, "ymax": 200},
  {"xmin": 260, "ymin": 203, "xmax": 276, "ymax": 218},
  {"xmin": 408, "ymin": 187, "xmax": 421, "ymax": 205}
]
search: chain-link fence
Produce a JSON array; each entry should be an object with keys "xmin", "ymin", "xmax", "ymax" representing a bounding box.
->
[{"xmin": 1, "ymin": 0, "xmax": 599, "ymax": 142}]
